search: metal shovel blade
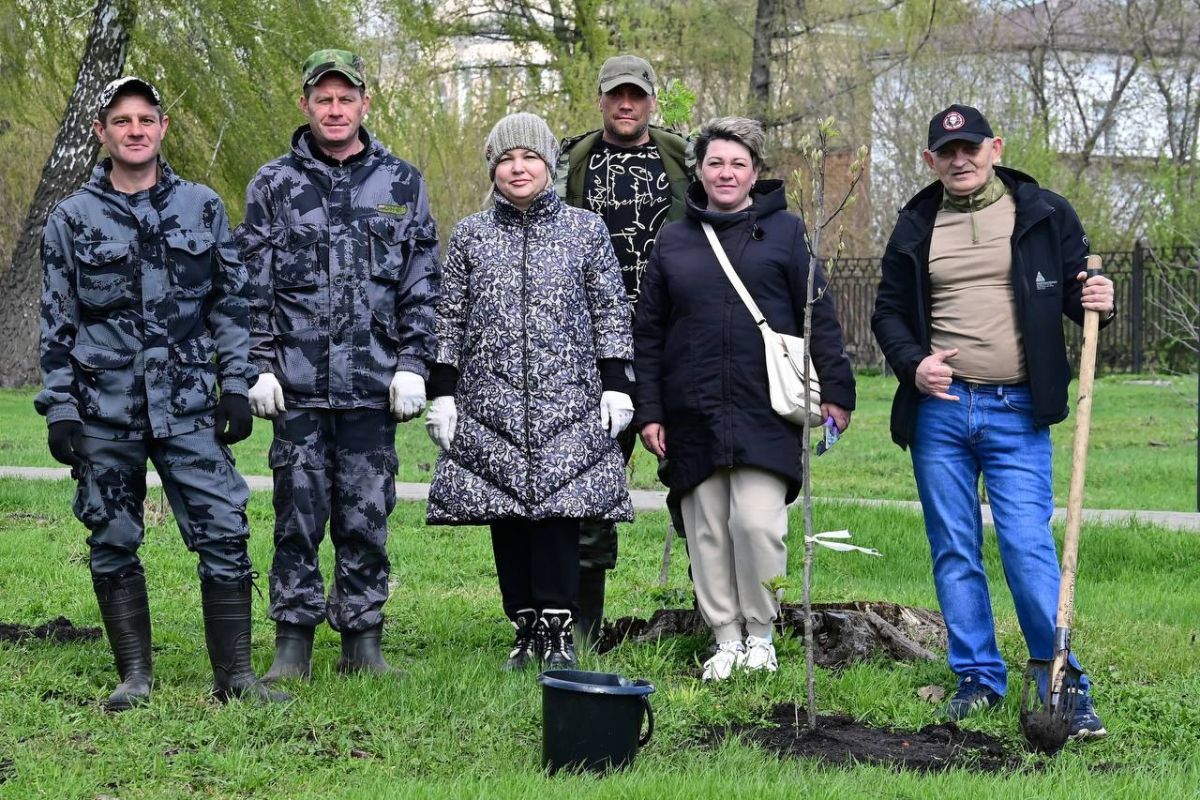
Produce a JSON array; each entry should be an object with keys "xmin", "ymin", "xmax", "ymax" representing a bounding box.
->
[{"xmin": 1019, "ymin": 657, "xmax": 1084, "ymax": 754}]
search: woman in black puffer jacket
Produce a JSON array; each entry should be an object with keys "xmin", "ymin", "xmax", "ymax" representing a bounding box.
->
[
  {"xmin": 425, "ymin": 113, "xmax": 635, "ymax": 672},
  {"xmin": 633, "ymin": 117, "xmax": 855, "ymax": 681}
]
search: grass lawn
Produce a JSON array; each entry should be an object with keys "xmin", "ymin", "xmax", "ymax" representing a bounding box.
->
[
  {"xmin": 1, "ymin": 475, "xmax": 1199, "ymax": 798},
  {"xmin": 2, "ymin": 372, "xmax": 1196, "ymax": 510}
]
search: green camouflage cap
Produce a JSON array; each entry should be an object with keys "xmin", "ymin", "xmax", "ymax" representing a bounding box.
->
[{"xmin": 302, "ymin": 49, "xmax": 366, "ymax": 89}]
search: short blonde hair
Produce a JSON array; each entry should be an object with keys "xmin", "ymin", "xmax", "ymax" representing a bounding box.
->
[{"xmin": 694, "ymin": 116, "xmax": 766, "ymax": 169}]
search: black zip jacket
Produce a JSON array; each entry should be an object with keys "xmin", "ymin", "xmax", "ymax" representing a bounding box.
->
[{"xmin": 872, "ymin": 166, "xmax": 1113, "ymax": 448}]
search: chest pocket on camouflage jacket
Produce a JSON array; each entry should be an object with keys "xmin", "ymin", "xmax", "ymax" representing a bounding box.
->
[
  {"xmin": 164, "ymin": 230, "xmax": 215, "ymax": 298},
  {"xmin": 272, "ymin": 224, "xmax": 325, "ymax": 334},
  {"xmin": 75, "ymin": 240, "xmax": 135, "ymax": 312},
  {"xmin": 366, "ymin": 215, "xmax": 408, "ymax": 344}
]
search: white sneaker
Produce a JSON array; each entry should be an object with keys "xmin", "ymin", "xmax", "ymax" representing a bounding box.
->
[
  {"xmin": 742, "ymin": 635, "xmax": 778, "ymax": 673},
  {"xmin": 702, "ymin": 640, "xmax": 745, "ymax": 681}
]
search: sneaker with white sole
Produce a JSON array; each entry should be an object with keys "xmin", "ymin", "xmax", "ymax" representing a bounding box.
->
[
  {"xmin": 702, "ymin": 640, "xmax": 745, "ymax": 681},
  {"xmin": 742, "ymin": 635, "xmax": 778, "ymax": 673}
]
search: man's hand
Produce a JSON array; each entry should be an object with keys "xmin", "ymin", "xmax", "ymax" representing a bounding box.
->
[
  {"xmin": 248, "ymin": 373, "xmax": 287, "ymax": 419},
  {"xmin": 640, "ymin": 422, "xmax": 666, "ymax": 457},
  {"xmin": 1077, "ymin": 271, "xmax": 1115, "ymax": 315},
  {"xmin": 915, "ymin": 348, "xmax": 960, "ymax": 401},
  {"xmin": 48, "ymin": 420, "xmax": 84, "ymax": 467},
  {"xmin": 425, "ymin": 396, "xmax": 458, "ymax": 451},
  {"xmin": 820, "ymin": 403, "xmax": 852, "ymax": 433},
  {"xmin": 214, "ymin": 394, "xmax": 253, "ymax": 444},
  {"xmin": 389, "ymin": 371, "xmax": 426, "ymax": 422},
  {"xmin": 599, "ymin": 391, "xmax": 634, "ymax": 438}
]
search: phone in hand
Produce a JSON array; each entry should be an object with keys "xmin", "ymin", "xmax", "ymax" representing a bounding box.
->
[{"xmin": 815, "ymin": 415, "xmax": 841, "ymax": 456}]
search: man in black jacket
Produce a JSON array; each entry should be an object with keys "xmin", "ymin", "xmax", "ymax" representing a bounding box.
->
[{"xmin": 872, "ymin": 105, "xmax": 1114, "ymax": 738}]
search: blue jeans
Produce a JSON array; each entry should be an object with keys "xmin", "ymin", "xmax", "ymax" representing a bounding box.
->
[{"xmin": 911, "ymin": 380, "xmax": 1088, "ymax": 696}]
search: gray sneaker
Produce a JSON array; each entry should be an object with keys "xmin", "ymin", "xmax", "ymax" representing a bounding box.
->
[{"xmin": 937, "ymin": 675, "xmax": 1002, "ymax": 721}]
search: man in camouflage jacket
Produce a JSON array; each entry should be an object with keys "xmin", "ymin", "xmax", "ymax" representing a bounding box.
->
[
  {"xmin": 35, "ymin": 77, "xmax": 285, "ymax": 709},
  {"xmin": 236, "ymin": 50, "xmax": 439, "ymax": 681}
]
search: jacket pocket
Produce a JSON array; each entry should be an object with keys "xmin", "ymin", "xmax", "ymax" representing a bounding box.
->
[
  {"xmin": 270, "ymin": 225, "xmax": 325, "ymax": 333},
  {"xmin": 164, "ymin": 230, "xmax": 215, "ymax": 297},
  {"xmin": 74, "ymin": 240, "xmax": 134, "ymax": 312},
  {"xmin": 274, "ymin": 225, "xmax": 323, "ymax": 289},
  {"xmin": 366, "ymin": 215, "xmax": 408, "ymax": 284},
  {"xmin": 70, "ymin": 344, "xmax": 140, "ymax": 423},
  {"xmin": 169, "ymin": 335, "xmax": 218, "ymax": 417}
]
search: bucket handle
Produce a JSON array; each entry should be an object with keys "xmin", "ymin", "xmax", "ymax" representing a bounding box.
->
[{"xmin": 639, "ymin": 695, "xmax": 655, "ymax": 747}]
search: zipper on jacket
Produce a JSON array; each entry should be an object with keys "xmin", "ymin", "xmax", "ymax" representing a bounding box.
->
[{"xmin": 520, "ymin": 218, "xmax": 534, "ymax": 504}]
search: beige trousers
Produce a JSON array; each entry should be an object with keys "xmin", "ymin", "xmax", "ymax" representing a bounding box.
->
[{"xmin": 681, "ymin": 467, "xmax": 789, "ymax": 644}]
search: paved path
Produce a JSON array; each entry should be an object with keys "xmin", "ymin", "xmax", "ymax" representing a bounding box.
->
[{"xmin": 4, "ymin": 464, "xmax": 1197, "ymax": 533}]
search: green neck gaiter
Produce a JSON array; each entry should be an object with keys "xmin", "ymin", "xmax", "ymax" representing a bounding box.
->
[{"xmin": 941, "ymin": 172, "xmax": 1007, "ymax": 243}]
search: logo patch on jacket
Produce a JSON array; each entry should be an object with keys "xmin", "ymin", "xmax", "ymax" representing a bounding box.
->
[
  {"xmin": 1035, "ymin": 271, "xmax": 1058, "ymax": 291},
  {"xmin": 376, "ymin": 203, "xmax": 408, "ymax": 216}
]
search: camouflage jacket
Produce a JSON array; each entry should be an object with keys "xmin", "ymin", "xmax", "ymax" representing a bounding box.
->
[
  {"xmin": 35, "ymin": 159, "xmax": 254, "ymax": 440},
  {"xmin": 236, "ymin": 126, "xmax": 439, "ymax": 409}
]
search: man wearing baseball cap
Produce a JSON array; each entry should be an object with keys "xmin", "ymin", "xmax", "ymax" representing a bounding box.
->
[
  {"xmin": 872, "ymin": 104, "xmax": 1114, "ymax": 737},
  {"xmin": 237, "ymin": 49, "xmax": 439, "ymax": 682},
  {"xmin": 36, "ymin": 77, "xmax": 285, "ymax": 707},
  {"xmin": 553, "ymin": 55, "xmax": 693, "ymax": 648}
]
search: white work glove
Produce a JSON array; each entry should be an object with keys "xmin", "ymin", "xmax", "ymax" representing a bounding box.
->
[
  {"xmin": 389, "ymin": 370, "xmax": 426, "ymax": 422},
  {"xmin": 425, "ymin": 396, "xmax": 458, "ymax": 451},
  {"xmin": 599, "ymin": 391, "xmax": 634, "ymax": 438},
  {"xmin": 248, "ymin": 372, "xmax": 287, "ymax": 419}
]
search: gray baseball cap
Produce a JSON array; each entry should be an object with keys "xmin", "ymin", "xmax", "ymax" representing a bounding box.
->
[{"xmin": 598, "ymin": 55, "xmax": 656, "ymax": 95}]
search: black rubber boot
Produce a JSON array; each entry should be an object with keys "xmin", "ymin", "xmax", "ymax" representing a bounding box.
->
[
  {"xmin": 539, "ymin": 609, "xmax": 576, "ymax": 669},
  {"xmin": 502, "ymin": 608, "xmax": 539, "ymax": 672},
  {"xmin": 262, "ymin": 621, "xmax": 315, "ymax": 683},
  {"xmin": 575, "ymin": 567, "xmax": 606, "ymax": 652},
  {"xmin": 336, "ymin": 624, "xmax": 402, "ymax": 676},
  {"xmin": 94, "ymin": 567, "xmax": 153, "ymax": 711},
  {"xmin": 200, "ymin": 578, "xmax": 292, "ymax": 703}
]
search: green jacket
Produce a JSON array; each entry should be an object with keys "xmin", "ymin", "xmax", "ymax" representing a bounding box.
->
[{"xmin": 554, "ymin": 126, "xmax": 693, "ymax": 222}]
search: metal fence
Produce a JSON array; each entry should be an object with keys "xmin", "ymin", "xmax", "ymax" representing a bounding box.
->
[{"xmin": 827, "ymin": 243, "xmax": 1199, "ymax": 375}]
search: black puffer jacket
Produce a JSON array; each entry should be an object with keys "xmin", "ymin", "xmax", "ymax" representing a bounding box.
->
[{"xmin": 633, "ymin": 180, "xmax": 856, "ymax": 501}]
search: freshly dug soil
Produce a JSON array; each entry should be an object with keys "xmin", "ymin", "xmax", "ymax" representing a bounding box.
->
[
  {"xmin": 601, "ymin": 601, "xmax": 946, "ymax": 667},
  {"xmin": 0, "ymin": 616, "xmax": 102, "ymax": 644},
  {"xmin": 717, "ymin": 704, "xmax": 1017, "ymax": 772}
]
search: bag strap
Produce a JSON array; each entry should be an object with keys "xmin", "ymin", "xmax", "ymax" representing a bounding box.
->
[{"xmin": 702, "ymin": 222, "xmax": 768, "ymax": 328}]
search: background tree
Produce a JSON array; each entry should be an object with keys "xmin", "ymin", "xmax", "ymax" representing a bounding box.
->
[{"xmin": 0, "ymin": 0, "xmax": 134, "ymax": 388}]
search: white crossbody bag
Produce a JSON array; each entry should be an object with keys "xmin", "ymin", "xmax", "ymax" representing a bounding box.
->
[{"xmin": 702, "ymin": 222, "xmax": 823, "ymax": 428}]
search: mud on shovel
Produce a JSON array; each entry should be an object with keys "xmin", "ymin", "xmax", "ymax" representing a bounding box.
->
[{"xmin": 1019, "ymin": 255, "xmax": 1104, "ymax": 754}]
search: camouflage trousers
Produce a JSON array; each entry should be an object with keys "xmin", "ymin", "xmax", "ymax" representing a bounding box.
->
[
  {"xmin": 72, "ymin": 427, "xmax": 252, "ymax": 581},
  {"xmin": 267, "ymin": 408, "xmax": 398, "ymax": 632}
]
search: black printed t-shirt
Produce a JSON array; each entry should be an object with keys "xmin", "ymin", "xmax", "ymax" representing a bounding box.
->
[{"xmin": 582, "ymin": 139, "xmax": 672, "ymax": 306}]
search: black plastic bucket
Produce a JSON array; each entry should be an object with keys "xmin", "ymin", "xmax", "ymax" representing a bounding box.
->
[{"xmin": 537, "ymin": 669, "xmax": 655, "ymax": 774}]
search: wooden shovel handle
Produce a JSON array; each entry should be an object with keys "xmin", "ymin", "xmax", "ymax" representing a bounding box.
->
[{"xmin": 1054, "ymin": 254, "xmax": 1103, "ymax": 634}]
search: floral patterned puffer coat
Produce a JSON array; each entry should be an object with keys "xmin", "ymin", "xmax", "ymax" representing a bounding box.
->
[{"xmin": 426, "ymin": 188, "xmax": 634, "ymax": 524}]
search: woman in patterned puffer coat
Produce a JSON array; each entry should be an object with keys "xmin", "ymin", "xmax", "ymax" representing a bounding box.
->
[{"xmin": 425, "ymin": 113, "xmax": 635, "ymax": 671}]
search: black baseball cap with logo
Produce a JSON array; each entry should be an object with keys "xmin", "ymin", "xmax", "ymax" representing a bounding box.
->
[{"xmin": 927, "ymin": 104, "xmax": 994, "ymax": 151}]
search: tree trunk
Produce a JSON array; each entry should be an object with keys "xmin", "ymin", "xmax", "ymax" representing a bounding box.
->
[
  {"xmin": 749, "ymin": 0, "xmax": 775, "ymax": 116},
  {"xmin": 0, "ymin": 0, "xmax": 134, "ymax": 387}
]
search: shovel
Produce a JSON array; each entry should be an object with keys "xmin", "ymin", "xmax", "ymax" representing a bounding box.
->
[{"xmin": 1019, "ymin": 255, "xmax": 1103, "ymax": 754}]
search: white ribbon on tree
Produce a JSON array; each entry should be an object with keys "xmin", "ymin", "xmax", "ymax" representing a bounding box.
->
[{"xmin": 805, "ymin": 529, "xmax": 882, "ymax": 557}]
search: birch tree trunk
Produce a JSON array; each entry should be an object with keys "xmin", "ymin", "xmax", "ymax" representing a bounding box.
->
[{"xmin": 0, "ymin": 0, "xmax": 134, "ymax": 387}]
